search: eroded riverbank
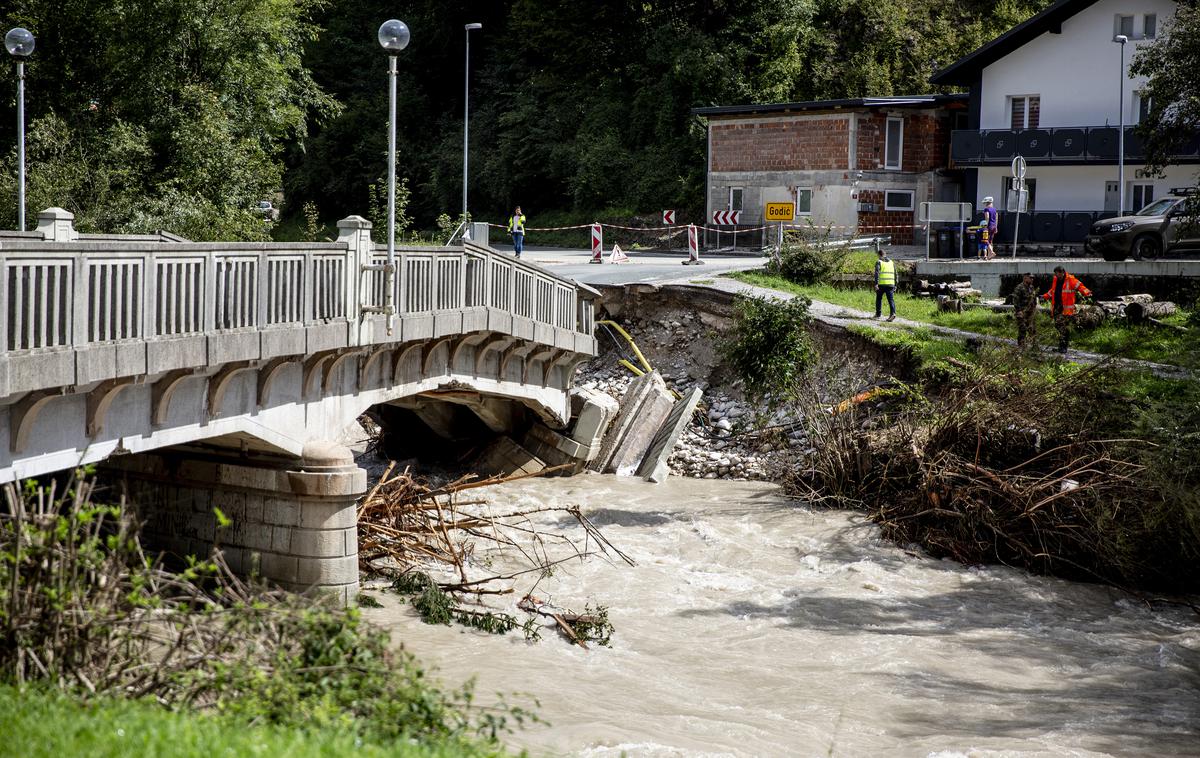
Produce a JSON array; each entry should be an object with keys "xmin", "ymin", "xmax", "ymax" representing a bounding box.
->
[{"xmin": 361, "ymin": 475, "xmax": 1200, "ymax": 757}]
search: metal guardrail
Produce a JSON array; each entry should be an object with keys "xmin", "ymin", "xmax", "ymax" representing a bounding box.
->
[{"xmin": 0, "ymin": 224, "xmax": 595, "ymax": 357}]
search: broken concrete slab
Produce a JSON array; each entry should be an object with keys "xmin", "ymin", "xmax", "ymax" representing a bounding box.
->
[
  {"xmin": 473, "ymin": 437, "xmax": 545, "ymax": 477},
  {"xmin": 568, "ymin": 388, "xmax": 619, "ymax": 452},
  {"xmin": 637, "ymin": 387, "xmax": 704, "ymax": 483},
  {"xmin": 593, "ymin": 371, "xmax": 675, "ymax": 477}
]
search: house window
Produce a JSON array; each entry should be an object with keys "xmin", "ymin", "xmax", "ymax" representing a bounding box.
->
[
  {"xmin": 796, "ymin": 188, "xmax": 813, "ymax": 215},
  {"xmin": 884, "ymin": 190, "xmax": 914, "ymax": 211},
  {"xmin": 1143, "ymin": 13, "xmax": 1156, "ymax": 39},
  {"xmin": 728, "ymin": 187, "xmax": 743, "ymax": 211},
  {"xmin": 1131, "ymin": 182, "xmax": 1154, "ymax": 212},
  {"xmin": 884, "ymin": 118, "xmax": 903, "ymax": 170},
  {"xmin": 1010, "ymin": 95, "xmax": 1040, "ymax": 129},
  {"xmin": 1115, "ymin": 14, "xmax": 1134, "ymax": 38},
  {"xmin": 1134, "ymin": 91, "xmax": 1152, "ymax": 123}
]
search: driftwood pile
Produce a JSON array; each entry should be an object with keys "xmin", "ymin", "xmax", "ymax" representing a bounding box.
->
[
  {"xmin": 786, "ymin": 356, "xmax": 1156, "ymax": 586},
  {"xmin": 357, "ymin": 463, "xmax": 632, "ymax": 645}
]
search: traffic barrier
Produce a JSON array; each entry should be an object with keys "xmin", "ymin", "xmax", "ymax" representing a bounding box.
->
[
  {"xmin": 609, "ymin": 244, "xmax": 629, "ymax": 264},
  {"xmin": 682, "ymin": 224, "xmax": 703, "ymax": 265},
  {"xmin": 590, "ymin": 223, "xmax": 603, "ymax": 264}
]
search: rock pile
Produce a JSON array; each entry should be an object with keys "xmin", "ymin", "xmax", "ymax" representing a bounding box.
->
[{"xmin": 575, "ymin": 360, "xmax": 810, "ymax": 482}]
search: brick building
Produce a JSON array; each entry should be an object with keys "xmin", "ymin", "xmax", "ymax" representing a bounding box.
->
[{"xmin": 692, "ymin": 95, "xmax": 967, "ymax": 244}]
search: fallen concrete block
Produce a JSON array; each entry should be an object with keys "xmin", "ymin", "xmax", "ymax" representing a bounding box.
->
[
  {"xmin": 592, "ymin": 372, "xmax": 664, "ymax": 473},
  {"xmin": 596, "ymin": 372, "xmax": 674, "ymax": 477},
  {"xmin": 569, "ymin": 388, "xmax": 619, "ymax": 452},
  {"xmin": 637, "ymin": 387, "xmax": 704, "ymax": 483},
  {"xmin": 473, "ymin": 437, "xmax": 545, "ymax": 477}
]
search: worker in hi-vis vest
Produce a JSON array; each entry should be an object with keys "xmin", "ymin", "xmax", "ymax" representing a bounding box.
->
[
  {"xmin": 874, "ymin": 247, "xmax": 897, "ymax": 322},
  {"xmin": 506, "ymin": 206, "xmax": 526, "ymax": 258}
]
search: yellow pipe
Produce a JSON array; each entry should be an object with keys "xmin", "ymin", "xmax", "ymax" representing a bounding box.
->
[
  {"xmin": 598, "ymin": 319, "xmax": 653, "ymax": 374},
  {"xmin": 618, "ymin": 359, "xmax": 645, "ymax": 376}
]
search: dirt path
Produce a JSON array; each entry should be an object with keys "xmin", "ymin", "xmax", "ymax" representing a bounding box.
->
[{"xmin": 664, "ymin": 275, "xmax": 1194, "ymax": 379}]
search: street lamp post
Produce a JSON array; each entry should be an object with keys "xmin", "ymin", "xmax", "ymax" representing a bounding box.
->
[
  {"xmin": 1115, "ymin": 34, "xmax": 1128, "ymax": 216},
  {"xmin": 378, "ymin": 19, "xmax": 410, "ymax": 334},
  {"xmin": 5, "ymin": 28, "xmax": 35, "ymax": 231},
  {"xmin": 463, "ymin": 23, "xmax": 481, "ymax": 224}
]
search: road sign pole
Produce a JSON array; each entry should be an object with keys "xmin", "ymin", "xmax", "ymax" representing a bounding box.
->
[{"xmin": 1011, "ymin": 156, "xmax": 1027, "ymax": 259}]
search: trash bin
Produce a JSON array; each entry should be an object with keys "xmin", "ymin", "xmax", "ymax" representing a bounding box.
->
[{"xmin": 936, "ymin": 228, "xmax": 961, "ymax": 258}]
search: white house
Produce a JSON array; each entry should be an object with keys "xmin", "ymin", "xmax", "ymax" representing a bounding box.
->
[{"xmin": 932, "ymin": 0, "xmax": 1196, "ymax": 244}]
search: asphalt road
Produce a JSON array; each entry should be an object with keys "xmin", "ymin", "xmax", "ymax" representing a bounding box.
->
[{"xmin": 495, "ymin": 245, "xmax": 768, "ymax": 286}]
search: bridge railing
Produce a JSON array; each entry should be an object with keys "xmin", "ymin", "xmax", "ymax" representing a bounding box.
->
[{"xmin": 1, "ymin": 215, "xmax": 595, "ymax": 368}]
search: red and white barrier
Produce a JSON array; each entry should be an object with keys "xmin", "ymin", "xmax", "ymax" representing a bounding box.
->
[
  {"xmin": 609, "ymin": 244, "xmax": 629, "ymax": 264},
  {"xmin": 682, "ymin": 224, "xmax": 703, "ymax": 265},
  {"xmin": 589, "ymin": 223, "xmax": 603, "ymax": 264}
]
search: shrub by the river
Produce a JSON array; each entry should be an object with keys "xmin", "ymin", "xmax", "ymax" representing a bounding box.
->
[
  {"xmin": 721, "ymin": 294, "xmax": 817, "ymax": 403},
  {"xmin": 787, "ymin": 346, "xmax": 1200, "ymax": 594},
  {"xmin": 0, "ymin": 474, "xmax": 529, "ymax": 753}
]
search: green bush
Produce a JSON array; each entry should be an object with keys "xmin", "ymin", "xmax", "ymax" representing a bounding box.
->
[
  {"xmin": 767, "ymin": 224, "xmax": 847, "ymax": 285},
  {"xmin": 721, "ymin": 295, "xmax": 817, "ymax": 402},
  {"xmin": 0, "ymin": 476, "xmax": 529, "ymax": 751}
]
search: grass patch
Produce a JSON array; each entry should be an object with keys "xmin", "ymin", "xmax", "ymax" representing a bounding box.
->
[
  {"xmin": 730, "ymin": 269, "xmax": 1199, "ymax": 367},
  {"xmin": 0, "ymin": 685, "xmax": 494, "ymax": 758}
]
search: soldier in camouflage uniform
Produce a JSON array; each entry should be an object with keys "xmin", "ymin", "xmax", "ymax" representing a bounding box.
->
[{"xmin": 1011, "ymin": 272, "xmax": 1039, "ymax": 347}]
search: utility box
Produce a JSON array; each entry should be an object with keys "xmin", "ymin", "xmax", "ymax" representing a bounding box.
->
[{"xmin": 466, "ymin": 222, "xmax": 489, "ymax": 247}]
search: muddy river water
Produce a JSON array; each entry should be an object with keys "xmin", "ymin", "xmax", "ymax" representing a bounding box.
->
[{"xmin": 361, "ymin": 475, "xmax": 1200, "ymax": 757}]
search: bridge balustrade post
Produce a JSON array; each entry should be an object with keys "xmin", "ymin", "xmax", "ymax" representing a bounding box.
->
[
  {"xmin": 35, "ymin": 207, "xmax": 77, "ymax": 242},
  {"xmin": 336, "ymin": 216, "xmax": 373, "ymax": 345}
]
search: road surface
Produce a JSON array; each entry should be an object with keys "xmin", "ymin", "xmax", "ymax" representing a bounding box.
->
[{"xmin": 496, "ymin": 245, "xmax": 767, "ymax": 286}]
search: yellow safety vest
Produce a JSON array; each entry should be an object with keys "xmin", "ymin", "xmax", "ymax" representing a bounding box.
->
[
  {"xmin": 877, "ymin": 259, "xmax": 896, "ymax": 287},
  {"xmin": 507, "ymin": 214, "xmax": 526, "ymax": 234}
]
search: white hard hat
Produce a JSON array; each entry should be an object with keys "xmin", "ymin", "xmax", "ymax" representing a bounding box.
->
[{"xmin": 982, "ymin": 196, "xmax": 994, "ymax": 204}]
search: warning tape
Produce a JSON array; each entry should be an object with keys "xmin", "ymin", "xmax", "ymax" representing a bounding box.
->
[{"xmin": 484, "ymin": 220, "xmax": 927, "ymax": 235}]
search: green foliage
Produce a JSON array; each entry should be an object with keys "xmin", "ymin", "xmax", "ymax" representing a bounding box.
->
[
  {"xmin": 301, "ymin": 201, "xmax": 327, "ymax": 242},
  {"xmin": 572, "ymin": 603, "xmax": 614, "ymax": 647},
  {"xmin": 1130, "ymin": 5, "xmax": 1200, "ymax": 180},
  {"xmin": 769, "ymin": 225, "xmax": 848, "ymax": 285},
  {"xmin": 0, "ymin": 685, "xmax": 504, "ymax": 758},
  {"xmin": 0, "ymin": 478, "xmax": 529, "ymax": 752},
  {"xmin": 391, "ymin": 572, "xmax": 519, "ymax": 635},
  {"xmin": 730, "ymin": 270, "xmax": 1200, "ymax": 367},
  {"xmin": 0, "ymin": 0, "xmax": 336, "ymax": 238},
  {"xmin": 367, "ymin": 177, "xmax": 413, "ymax": 243},
  {"xmin": 722, "ymin": 295, "xmax": 817, "ymax": 402}
]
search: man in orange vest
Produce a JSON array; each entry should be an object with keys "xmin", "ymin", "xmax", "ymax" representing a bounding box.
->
[{"xmin": 1041, "ymin": 265, "xmax": 1092, "ymax": 354}]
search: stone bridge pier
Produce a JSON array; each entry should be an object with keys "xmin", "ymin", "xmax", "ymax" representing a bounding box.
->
[{"xmin": 113, "ymin": 441, "xmax": 365, "ymax": 602}]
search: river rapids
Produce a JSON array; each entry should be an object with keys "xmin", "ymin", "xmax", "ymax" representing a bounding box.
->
[{"xmin": 361, "ymin": 475, "xmax": 1200, "ymax": 757}]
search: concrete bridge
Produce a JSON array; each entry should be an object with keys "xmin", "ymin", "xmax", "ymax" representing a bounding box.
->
[{"xmin": 0, "ymin": 208, "xmax": 598, "ymax": 600}]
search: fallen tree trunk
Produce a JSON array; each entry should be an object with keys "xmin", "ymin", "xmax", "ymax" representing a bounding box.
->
[
  {"xmin": 1125, "ymin": 301, "xmax": 1177, "ymax": 325},
  {"xmin": 1073, "ymin": 304, "xmax": 1108, "ymax": 329}
]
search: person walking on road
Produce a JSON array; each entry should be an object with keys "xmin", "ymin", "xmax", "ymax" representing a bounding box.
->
[
  {"xmin": 1042, "ymin": 265, "xmax": 1092, "ymax": 354},
  {"xmin": 1011, "ymin": 272, "xmax": 1039, "ymax": 348},
  {"xmin": 874, "ymin": 247, "xmax": 897, "ymax": 322},
  {"xmin": 981, "ymin": 196, "xmax": 999, "ymax": 259},
  {"xmin": 506, "ymin": 205, "xmax": 526, "ymax": 258}
]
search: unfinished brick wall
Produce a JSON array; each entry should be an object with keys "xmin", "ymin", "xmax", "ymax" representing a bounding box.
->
[
  {"xmin": 856, "ymin": 113, "xmax": 951, "ymax": 173},
  {"xmin": 711, "ymin": 116, "xmax": 849, "ymax": 172},
  {"xmin": 857, "ymin": 189, "xmax": 916, "ymax": 245}
]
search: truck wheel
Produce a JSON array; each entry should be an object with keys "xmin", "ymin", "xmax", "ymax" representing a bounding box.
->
[{"xmin": 1131, "ymin": 234, "xmax": 1162, "ymax": 261}]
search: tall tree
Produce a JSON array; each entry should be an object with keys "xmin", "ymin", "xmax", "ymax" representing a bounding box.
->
[
  {"xmin": 1130, "ymin": 3, "xmax": 1200, "ymax": 180},
  {"xmin": 0, "ymin": 0, "xmax": 335, "ymax": 239}
]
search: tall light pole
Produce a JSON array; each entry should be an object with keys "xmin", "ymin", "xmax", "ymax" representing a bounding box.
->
[
  {"xmin": 378, "ymin": 19, "xmax": 410, "ymax": 334},
  {"xmin": 5, "ymin": 28, "xmax": 35, "ymax": 231},
  {"xmin": 463, "ymin": 23, "xmax": 481, "ymax": 224},
  {"xmin": 1115, "ymin": 34, "xmax": 1128, "ymax": 216}
]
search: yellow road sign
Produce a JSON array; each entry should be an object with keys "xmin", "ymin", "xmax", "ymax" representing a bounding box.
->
[{"xmin": 765, "ymin": 202, "xmax": 795, "ymax": 221}]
